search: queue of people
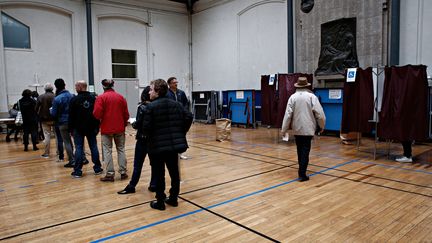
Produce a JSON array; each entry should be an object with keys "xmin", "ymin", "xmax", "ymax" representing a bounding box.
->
[
  {"xmin": 8, "ymin": 76, "xmax": 416, "ymax": 210},
  {"xmin": 10, "ymin": 77, "xmax": 193, "ymax": 211}
]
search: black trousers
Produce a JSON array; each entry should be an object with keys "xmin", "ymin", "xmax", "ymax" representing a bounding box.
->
[
  {"xmin": 128, "ymin": 139, "xmax": 156, "ymax": 189},
  {"xmin": 150, "ymin": 152, "xmax": 180, "ymax": 201},
  {"xmin": 22, "ymin": 125, "xmax": 38, "ymax": 147},
  {"xmin": 401, "ymin": 141, "xmax": 412, "ymax": 157},
  {"xmin": 294, "ymin": 135, "xmax": 313, "ymax": 178}
]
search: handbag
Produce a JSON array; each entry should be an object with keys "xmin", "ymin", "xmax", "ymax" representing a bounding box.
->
[{"xmin": 15, "ymin": 102, "xmax": 23, "ymax": 126}]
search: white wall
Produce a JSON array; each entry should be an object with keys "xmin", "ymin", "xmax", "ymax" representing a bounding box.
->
[
  {"xmin": 149, "ymin": 12, "xmax": 190, "ymax": 94},
  {"xmin": 0, "ymin": 0, "xmax": 190, "ymax": 113},
  {"xmin": 0, "ymin": 0, "xmax": 87, "ymax": 109},
  {"xmin": 400, "ymin": 0, "xmax": 432, "ymax": 75},
  {"xmin": 91, "ymin": 2, "xmax": 190, "ymax": 111},
  {"xmin": 192, "ymin": 0, "xmax": 287, "ymax": 91}
]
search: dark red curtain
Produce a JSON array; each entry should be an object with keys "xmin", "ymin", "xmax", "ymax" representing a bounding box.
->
[
  {"xmin": 275, "ymin": 73, "xmax": 313, "ymax": 128},
  {"xmin": 378, "ymin": 65, "xmax": 428, "ymax": 141},
  {"xmin": 341, "ymin": 67, "xmax": 374, "ymax": 133},
  {"xmin": 260, "ymin": 75, "xmax": 275, "ymax": 126}
]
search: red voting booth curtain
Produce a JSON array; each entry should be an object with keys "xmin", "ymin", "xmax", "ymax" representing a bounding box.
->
[
  {"xmin": 341, "ymin": 67, "xmax": 374, "ymax": 133},
  {"xmin": 378, "ymin": 65, "xmax": 429, "ymax": 141},
  {"xmin": 260, "ymin": 75, "xmax": 275, "ymax": 126},
  {"xmin": 261, "ymin": 73, "xmax": 312, "ymax": 128}
]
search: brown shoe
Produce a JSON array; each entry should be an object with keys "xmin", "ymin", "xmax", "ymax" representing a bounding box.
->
[
  {"xmin": 100, "ymin": 174, "xmax": 114, "ymax": 182},
  {"xmin": 120, "ymin": 174, "xmax": 128, "ymax": 180}
]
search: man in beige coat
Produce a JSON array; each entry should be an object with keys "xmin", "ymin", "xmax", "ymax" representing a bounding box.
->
[{"xmin": 281, "ymin": 77, "xmax": 326, "ymax": 182}]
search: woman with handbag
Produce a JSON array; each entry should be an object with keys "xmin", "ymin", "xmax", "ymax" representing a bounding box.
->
[{"xmin": 19, "ymin": 89, "xmax": 39, "ymax": 151}]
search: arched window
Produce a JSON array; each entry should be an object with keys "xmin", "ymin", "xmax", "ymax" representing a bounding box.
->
[{"xmin": 1, "ymin": 12, "xmax": 31, "ymax": 49}]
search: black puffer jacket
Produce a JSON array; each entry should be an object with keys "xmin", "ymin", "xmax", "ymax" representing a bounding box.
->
[
  {"xmin": 19, "ymin": 97, "xmax": 38, "ymax": 128},
  {"xmin": 69, "ymin": 91, "xmax": 100, "ymax": 135},
  {"xmin": 142, "ymin": 97, "xmax": 193, "ymax": 155}
]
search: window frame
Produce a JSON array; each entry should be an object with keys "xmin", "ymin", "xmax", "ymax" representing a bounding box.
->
[
  {"xmin": 1, "ymin": 11, "xmax": 31, "ymax": 49},
  {"xmin": 111, "ymin": 49, "xmax": 138, "ymax": 79}
]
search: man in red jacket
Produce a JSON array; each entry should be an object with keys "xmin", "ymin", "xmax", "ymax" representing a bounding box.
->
[{"xmin": 93, "ymin": 79, "xmax": 130, "ymax": 182}]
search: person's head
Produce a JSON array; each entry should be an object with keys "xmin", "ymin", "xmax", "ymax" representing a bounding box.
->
[
  {"xmin": 167, "ymin": 77, "xmax": 178, "ymax": 91},
  {"xmin": 101, "ymin": 79, "xmax": 114, "ymax": 90},
  {"xmin": 54, "ymin": 78, "xmax": 66, "ymax": 91},
  {"xmin": 75, "ymin": 80, "xmax": 88, "ymax": 93},
  {"xmin": 140, "ymin": 86, "xmax": 151, "ymax": 103},
  {"xmin": 31, "ymin": 90, "xmax": 39, "ymax": 98},
  {"xmin": 44, "ymin": 83, "xmax": 54, "ymax": 92},
  {"xmin": 149, "ymin": 79, "xmax": 168, "ymax": 100},
  {"xmin": 22, "ymin": 89, "xmax": 32, "ymax": 98},
  {"xmin": 294, "ymin": 77, "xmax": 311, "ymax": 88}
]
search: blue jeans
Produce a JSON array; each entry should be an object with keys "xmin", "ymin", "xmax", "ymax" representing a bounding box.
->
[
  {"xmin": 128, "ymin": 139, "xmax": 156, "ymax": 189},
  {"xmin": 73, "ymin": 130, "xmax": 102, "ymax": 174}
]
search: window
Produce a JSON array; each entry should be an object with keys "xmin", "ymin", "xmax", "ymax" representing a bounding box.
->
[
  {"xmin": 112, "ymin": 49, "xmax": 137, "ymax": 79},
  {"xmin": 1, "ymin": 12, "xmax": 31, "ymax": 49}
]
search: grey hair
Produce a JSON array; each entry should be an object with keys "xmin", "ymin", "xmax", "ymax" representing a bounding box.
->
[{"xmin": 44, "ymin": 83, "xmax": 54, "ymax": 91}]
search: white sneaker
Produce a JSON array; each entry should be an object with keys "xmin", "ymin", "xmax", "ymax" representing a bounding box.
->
[
  {"xmin": 395, "ymin": 156, "xmax": 413, "ymax": 163},
  {"xmin": 180, "ymin": 155, "xmax": 188, "ymax": 160}
]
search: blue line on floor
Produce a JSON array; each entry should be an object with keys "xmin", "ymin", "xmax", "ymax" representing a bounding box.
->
[
  {"xmin": 356, "ymin": 161, "xmax": 432, "ymax": 175},
  {"xmin": 91, "ymin": 159, "xmax": 358, "ymax": 242},
  {"xmin": 18, "ymin": 185, "xmax": 33, "ymax": 188}
]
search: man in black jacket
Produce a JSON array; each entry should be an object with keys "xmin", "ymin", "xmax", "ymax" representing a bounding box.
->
[
  {"xmin": 69, "ymin": 80, "xmax": 103, "ymax": 178},
  {"xmin": 143, "ymin": 79, "xmax": 193, "ymax": 210}
]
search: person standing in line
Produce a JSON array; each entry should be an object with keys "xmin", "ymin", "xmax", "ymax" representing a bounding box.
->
[
  {"xmin": 19, "ymin": 89, "xmax": 39, "ymax": 151},
  {"xmin": 69, "ymin": 80, "xmax": 103, "ymax": 178},
  {"xmin": 50, "ymin": 78, "xmax": 75, "ymax": 167},
  {"xmin": 36, "ymin": 83, "xmax": 55, "ymax": 158},
  {"xmin": 143, "ymin": 79, "xmax": 193, "ymax": 210},
  {"xmin": 395, "ymin": 141, "xmax": 413, "ymax": 163},
  {"xmin": 93, "ymin": 79, "xmax": 129, "ymax": 182},
  {"xmin": 118, "ymin": 86, "xmax": 157, "ymax": 194},
  {"xmin": 281, "ymin": 77, "xmax": 326, "ymax": 182},
  {"xmin": 166, "ymin": 77, "xmax": 190, "ymax": 160}
]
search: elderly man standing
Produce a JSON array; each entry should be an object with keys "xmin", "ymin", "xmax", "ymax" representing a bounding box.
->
[
  {"xmin": 93, "ymin": 79, "xmax": 129, "ymax": 182},
  {"xmin": 36, "ymin": 83, "xmax": 55, "ymax": 158},
  {"xmin": 281, "ymin": 77, "xmax": 326, "ymax": 182},
  {"xmin": 69, "ymin": 80, "xmax": 103, "ymax": 178},
  {"xmin": 143, "ymin": 79, "xmax": 193, "ymax": 210}
]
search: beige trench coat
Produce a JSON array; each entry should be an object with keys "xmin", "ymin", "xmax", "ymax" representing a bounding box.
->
[{"xmin": 281, "ymin": 89, "xmax": 326, "ymax": 136}]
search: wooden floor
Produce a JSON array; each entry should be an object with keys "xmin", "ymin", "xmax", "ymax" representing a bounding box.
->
[{"xmin": 1, "ymin": 123, "xmax": 432, "ymax": 242}]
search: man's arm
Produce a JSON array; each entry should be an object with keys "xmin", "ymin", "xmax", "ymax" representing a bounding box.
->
[
  {"xmin": 281, "ymin": 97, "xmax": 294, "ymax": 135},
  {"xmin": 93, "ymin": 96, "xmax": 103, "ymax": 120},
  {"xmin": 183, "ymin": 106, "xmax": 193, "ymax": 133},
  {"xmin": 50, "ymin": 98, "xmax": 58, "ymax": 118},
  {"xmin": 141, "ymin": 105, "xmax": 153, "ymax": 137}
]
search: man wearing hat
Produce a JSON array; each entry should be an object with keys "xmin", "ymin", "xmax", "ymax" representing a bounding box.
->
[
  {"xmin": 281, "ymin": 77, "xmax": 326, "ymax": 182},
  {"xmin": 93, "ymin": 79, "xmax": 130, "ymax": 182}
]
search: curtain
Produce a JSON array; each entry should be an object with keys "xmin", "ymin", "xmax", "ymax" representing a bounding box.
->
[
  {"xmin": 260, "ymin": 75, "xmax": 275, "ymax": 126},
  {"xmin": 341, "ymin": 67, "xmax": 374, "ymax": 133},
  {"xmin": 378, "ymin": 65, "xmax": 428, "ymax": 141}
]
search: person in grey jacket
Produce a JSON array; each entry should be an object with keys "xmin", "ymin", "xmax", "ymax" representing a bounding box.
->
[{"xmin": 281, "ymin": 77, "xmax": 326, "ymax": 182}]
